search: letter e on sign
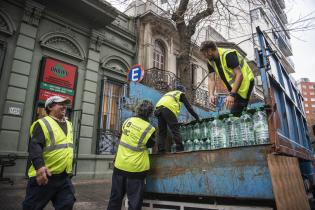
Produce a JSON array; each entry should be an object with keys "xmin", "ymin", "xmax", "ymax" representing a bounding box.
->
[
  {"xmin": 131, "ymin": 68, "xmax": 140, "ymax": 81},
  {"xmin": 127, "ymin": 64, "xmax": 144, "ymax": 82}
]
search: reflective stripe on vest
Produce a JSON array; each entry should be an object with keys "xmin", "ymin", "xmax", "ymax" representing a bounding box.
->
[
  {"xmin": 155, "ymin": 90, "xmax": 183, "ymax": 117},
  {"xmin": 119, "ymin": 124, "xmax": 153, "ymax": 151},
  {"xmin": 41, "ymin": 118, "xmax": 55, "ymax": 145},
  {"xmin": 44, "ymin": 143, "xmax": 74, "ymax": 152},
  {"xmin": 114, "ymin": 117, "xmax": 155, "ymax": 172},
  {"xmin": 40, "ymin": 118, "xmax": 73, "ymax": 152},
  {"xmin": 209, "ymin": 48, "xmax": 254, "ymax": 99},
  {"xmin": 28, "ymin": 116, "xmax": 73, "ymax": 177}
]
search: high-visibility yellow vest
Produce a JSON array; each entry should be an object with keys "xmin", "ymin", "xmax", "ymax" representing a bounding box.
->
[
  {"xmin": 156, "ymin": 90, "xmax": 183, "ymax": 117},
  {"xmin": 28, "ymin": 116, "xmax": 74, "ymax": 177},
  {"xmin": 114, "ymin": 117, "xmax": 155, "ymax": 172},
  {"xmin": 209, "ymin": 48, "xmax": 254, "ymax": 99}
]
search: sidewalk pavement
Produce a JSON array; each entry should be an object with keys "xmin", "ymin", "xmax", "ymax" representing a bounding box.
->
[{"xmin": 0, "ymin": 178, "xmax": 116, "ymax": 210}]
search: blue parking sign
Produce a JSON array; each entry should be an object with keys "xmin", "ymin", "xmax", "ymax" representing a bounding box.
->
[{"xmin": 127, "ymin": 64, "xmax": 144, "ymax": 82}]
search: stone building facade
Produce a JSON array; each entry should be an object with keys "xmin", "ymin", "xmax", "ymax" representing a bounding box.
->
[
  {"xmin": 125, "ymin": 2, "xmax": 211, "ymax": 110},
  {"xmin": 0, "ymin": 0, "xmax": 136, "ymax": 179}
]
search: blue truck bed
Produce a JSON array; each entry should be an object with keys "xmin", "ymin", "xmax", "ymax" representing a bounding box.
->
[{"xmin": 145, "ymin": 145, "xmax": 274, "ymax": 200}]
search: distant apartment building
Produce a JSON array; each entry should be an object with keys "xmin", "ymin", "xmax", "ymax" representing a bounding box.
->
[
  {"xmin": 297, "ymin": 78, "xmax": 315, "ymax": 116},
  {"xmin": 297, "ymin": 78, "xmax": 315, "ymax": 141}
]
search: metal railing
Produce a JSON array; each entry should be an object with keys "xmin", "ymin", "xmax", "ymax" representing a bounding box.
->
[
  {"xmin": 96, "ymin": 129, "xmax": 120, "ymax": 155},
  {"xmin": 142, "ymin": 68, "xmax": 210, "ymax": 109},
  {"xmin": 276, "ymin": 33, "xmax": 292, "ymax": 56},
  {"xmin": 192, "ymin": 87, "xmax": 209, "ymax": 109},
  {"xmin": 142, "ymin": 68, "xmax": 180, "ymax": 92}
]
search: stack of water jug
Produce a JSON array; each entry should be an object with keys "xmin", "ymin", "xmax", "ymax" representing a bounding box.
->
[{"xmin": 175, "ymin": 108, "xmax": 269, "ymax": 152}]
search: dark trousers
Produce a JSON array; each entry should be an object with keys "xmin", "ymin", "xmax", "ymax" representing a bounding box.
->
[
  {"xmin": 231, "ymin": 80, "xmax": 255, "ymax": 117},
  {"xmin": 155, "ymin": 107, "xmax": 182, "ymax": 151},
  {"xmin": 107, "ymin": 172, "xmax": 145, "ymax": 210},
  {"xmin": 22, "ymin": 174, "xmax": 75, "ymax": 210}
]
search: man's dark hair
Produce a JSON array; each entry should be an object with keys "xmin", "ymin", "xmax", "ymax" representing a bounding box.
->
[
  {"xmin": 45, "ymin": 104, "xmax": 54, "ymax": 115},
  {"xmin": 176, "ymin": 84, "xmax": 186, "ymax": 92},
  {"xmin": 136, "ymin": 100, "xmax": 154, "ymax": 119},
  {"xmin": 200, "ymin": 41, "xmax": 217, "ymax": 52}
]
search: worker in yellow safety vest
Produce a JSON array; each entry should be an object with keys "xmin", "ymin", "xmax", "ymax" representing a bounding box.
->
[
  {"xmin": 23, "ymin": 96, "xmax": 75, "ymax": 210},
  {"xmin": 155, "ymin": 85, "xmax": 200, "ymax": 153},
  {"xmin": 200, "ymin": 41, "xmax": 255, "ymax": 116},
  {"xmin": 107, "ymin": 100, "xmax": 156, "ymax": 210}
]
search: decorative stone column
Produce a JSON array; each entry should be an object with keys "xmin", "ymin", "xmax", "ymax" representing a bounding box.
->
[
  {"xmin": 143, "ymin": 22, "xmax": 152, "ymax": 69},
  {"xmin": 78, "ymin": 30, "xmax": 103, "ymax": 154},
  {"xmin": 0, "ymin": 0, "xmax": 44, "ymax": 152}
]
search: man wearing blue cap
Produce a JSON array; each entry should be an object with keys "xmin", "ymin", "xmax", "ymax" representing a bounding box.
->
[{"xmin": 155, "ymin": 85, "xmax": 200, "ymax": 153}]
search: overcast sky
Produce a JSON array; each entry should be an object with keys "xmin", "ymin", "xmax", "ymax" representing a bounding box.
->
[{"xmin": 286, "ymin": 0, "xmax": 315, "ymax": 82}]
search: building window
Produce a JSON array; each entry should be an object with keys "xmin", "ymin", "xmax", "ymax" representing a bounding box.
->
[
  {"xmin": 312, "ymin": 104, "xmax": 315, "ymax": 108},
  {"xmin": 306, "ymin": 110, "xmax": 310, "ymax": 114},
  {"xmin": 303, "ymin": 85, "xmax": 307, "ymax": 89},
  {"xmin": 153, "ymin": 40, "xmax": 165, "ymax": 70},
  {"xmin": 305, "ymin": 104, "xmax": 309, "ymax": 107},
  {"xmin": 305, "ymin": 98, "xmax": 308, "ymax": 101},
  {"xmin": 310, "ymin": 85, "xmax": 314, "ymax": 89},
  {"xmin": 310, "ymin": 92, "xmax": 315, "ymax": 95},
  {"xmin": 311, "ymin": 98, "xmax": 315, "ymax": 101},
  {"xmin": 100, "ymin": 81, "xmax": 124, "ymax": 131}
]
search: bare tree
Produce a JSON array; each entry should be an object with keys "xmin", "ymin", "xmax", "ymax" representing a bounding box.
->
[
  {"xmin": 170, "ymin": 0, "xmax": 214, "ymax": 96},
  {"xmin": 108, "ymin": 0, "xmax": 315, "ymax": 98},
  {"xmin": 112, "ymin": 0, "xmax": 265, "ymax": 96}
]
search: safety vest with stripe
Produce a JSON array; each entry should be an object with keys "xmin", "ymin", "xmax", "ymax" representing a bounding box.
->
[
  {"xmin": 114, "ymin": 117, "xmax": 155, "ymax": 172},
  {"xmin": 28, "ymin": 116, "xmax": 73, "ymax": 177},
  {"xmin": 209, "ymin": 48, "xmax": 254, "ymax": 99},
  {"xmin": 156, "ymin": 90, "xmax": 183, "ymax": 117}
]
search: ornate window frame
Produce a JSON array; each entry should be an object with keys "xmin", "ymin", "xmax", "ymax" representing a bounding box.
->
[
  {"xmin": 101, "ymin": 55, "xmax": 130, "ymax": 78},
  {"xmin": 39, "ymin": 32, "xmax": 86, "ymax": 61},
  {"xmin": 97, "ymin": 56, "xmax": 129, "ymax": 154},
  {"xmin": 0, "ymin": 8, "xmax": 16, "ymax": 36},
  {"xmin": 153, "ymin": 39, "xmax": 166, "ymax": 70}
]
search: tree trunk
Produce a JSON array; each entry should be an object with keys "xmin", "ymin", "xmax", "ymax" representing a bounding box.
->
[
  {"xmin": 177, "ymin": 31, "xmax": 193, "ymax": 100},
  {"xmin": 172, "ymin": 0, "xmax": 214, "ymax": 101}
]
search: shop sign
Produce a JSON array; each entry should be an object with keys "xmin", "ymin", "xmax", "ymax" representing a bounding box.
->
[{"xmin": 37, "ymin": 57, "xmax": 78, "ymax": 107}]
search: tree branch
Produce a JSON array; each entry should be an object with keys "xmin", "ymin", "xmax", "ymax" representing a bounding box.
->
[
  {"xmin": 187, "ymin": 0, "xmax": 214, "ymax": 37},
  {"xmin": 172, "ymin": 0, "xmax": 189, "ymax": 22}
]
